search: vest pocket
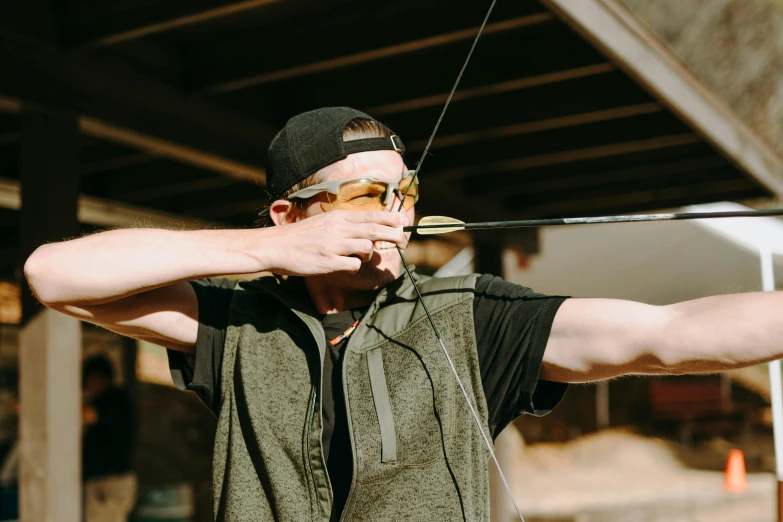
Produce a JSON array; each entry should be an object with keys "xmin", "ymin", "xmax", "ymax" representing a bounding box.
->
[
  {"xmin": 367, "ymin": 347, "xmax": 397, "ymax": 463},
  {"xmin": 346, "ymin": 341, "xmax": 448, "ymax": 485}
]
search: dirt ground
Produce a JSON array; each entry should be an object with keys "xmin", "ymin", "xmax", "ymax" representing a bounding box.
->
[{"xmin": 498, "ymin": 427, "xmax": 776, "ymax": 522}]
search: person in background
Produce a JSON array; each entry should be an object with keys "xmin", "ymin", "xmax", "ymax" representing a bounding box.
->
[{"xmin": 82, "ymin": 355, "xmax": 136, "ymax": 522}]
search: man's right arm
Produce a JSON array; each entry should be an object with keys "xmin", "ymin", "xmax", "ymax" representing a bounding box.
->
[
  {"xmin": 23, "ymin": 211, "xmax": 409, "ymax": 352},
  {"xmin": 24, "ymin": 228, "xmax": 264, "ymax": 353}
]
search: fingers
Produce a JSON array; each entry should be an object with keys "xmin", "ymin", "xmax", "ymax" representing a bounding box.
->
[
  {"xmin": 332, "ymin": 256, "xmax": 362, "ymax": 274},
  {"xmin": 272, "ymin": 210, "xmax": 411, "ymax": 277},
  {"xmin": 345, "ymin": 210, "xmax": 409, "ymax": 228},
  {"xmin": 334, "ymin": 211, "xmax": 408, "ymax": 248},
  {"xmin": 337, "ymin": 239, "xmax": 375, "ymax": 263},
  {"xmin": 360, "ymin": 224, "xmax": 408, "ymax": 248}
]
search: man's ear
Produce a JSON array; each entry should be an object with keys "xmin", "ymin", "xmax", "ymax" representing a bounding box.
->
[{"xmin": 269, "ymin": 199, "xmax": 298, "ymax": 226}]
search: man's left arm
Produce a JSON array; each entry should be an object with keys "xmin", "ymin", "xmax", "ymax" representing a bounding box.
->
[{"xmin": 541, "ymin": 292, "xmax": 783, "ymax": 383}]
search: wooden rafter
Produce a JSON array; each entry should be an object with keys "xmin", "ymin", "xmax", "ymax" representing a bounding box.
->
[
  {"xmin": 80, "ymin": 0, "xmax": 283, "ymax": 49},
  {"xmin": 430, "ymin": 134, "xmax": 701, "ymax": 180},
  {"xmin": 0, "ymin": 34, "xmax": 274, "ymax": 179},
  {"xmin": 365, "ymin": 63, "xmax": 615, "ymax": 116},
  {"xmin": 517, "ymin": 178, "xmax": 763, "ymax": 217},
  {"xmin": 81, "ymin": 117, "xmax": 266, "ymax": 184},
  {"xmin": 79, "ymin": 152, "xmax": 157, "ymax": 176},
  {"xmin": 0, "ymin": 96, "xmax": 267, "ymax": 185},
  {"xmin": 0, "ymin": 177, "xmax": 221, "ymax": 229},
  {"xmin": 473, "ymin": 156, "xmax": 730, "ymax": 199},
  {"xmin": 201, "ymin": 13, "xmax": 553, "ymax": 94},
  {"xmin": 408, "ymin": 103, "xmax": 662, "ymax": 150}
]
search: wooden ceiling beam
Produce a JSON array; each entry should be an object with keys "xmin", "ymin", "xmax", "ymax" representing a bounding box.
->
[
  {"xmin": 407, "ymin": 102, "xmax": 662, "ymax": 151},
  {"xmin": 80, "ymin": 117, "xmax": 266, "ymax": 184},
  {"xmin": 511, "ymin": 178, "xmax": 763, "ymax": 218},
  {"xmin": 0, "ymin": 177, "xmax": 222, "ymax": 229},
  {"xmin": 79, "ymin": 0, "xmax": 283, "ymax": 49},
  {"xmin": 366, "ymin": 63, "xmax": 615, "ymax": 116},
  {"xmin": 542, "ymin": 0, "xmax": 783, "ymax": 199},
  {"xmin": 0, "ymin": 32, "xmax": 273, "ymax": 182},
  {"xmin": 430, "ymin": 133, "xmax": 701, "ymax": 180},
  {"xmin": 509, "ymin": 166, "xmax": 740, "ymax": 208},
  {"xmin": 79, "ymin": 152, "xmax": 157, "ymax": 176},
  {"xmin": 120, "ymin": 177, "xmax": 239, "ymax": 203},
  {"xmin": 470, "ymin": 156, "xmax": 730, "ymax": 200},
  {"xmin": 201, "ymin": 13, "xmax": 552, "ymax": 94},
  {"xmin": 0, "ymin": 96, "xmax": 266, "ymax": 184}
]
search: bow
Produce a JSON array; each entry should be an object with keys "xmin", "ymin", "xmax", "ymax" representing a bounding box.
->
[{"xmin": 393, "ymin": 1, "xmax": 528, "ymax": 520}]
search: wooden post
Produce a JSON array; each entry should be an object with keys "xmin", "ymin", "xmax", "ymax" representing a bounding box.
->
[
  {"xmin": 19, "ymin": 107, "xmax": 82, "ymax": 522},
  {"xmin": 473, "ymin": 240, "xmax": 503, "ymax": 279},
  {"xmin": 475, "ymin": 240, "xmax": 515, "ymax": 521},
  {"xmin": 474, "ymin": 230, "xmax": 538, "ymax": 521}
]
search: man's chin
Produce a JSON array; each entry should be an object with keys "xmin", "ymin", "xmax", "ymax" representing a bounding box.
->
[{"xmin": 331, "ymin": 257, "xmax": 401, "ymax": 291}]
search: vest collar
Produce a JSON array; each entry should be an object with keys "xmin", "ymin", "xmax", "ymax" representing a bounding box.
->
[{"xmin": 240, "ymin": 268, "xmax": 423, "ymax": 319}]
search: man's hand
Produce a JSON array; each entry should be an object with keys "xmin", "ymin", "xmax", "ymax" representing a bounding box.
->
[
  {"xmin": 23, "ymin": 210, "xmax": 408, "ymax": 352},
  {"xmin": 264, "ymin": 210, "xmax": 409, "ymax": 276}
]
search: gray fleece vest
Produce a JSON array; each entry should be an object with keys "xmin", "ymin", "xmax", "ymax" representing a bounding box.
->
[{"xmin": 212, "ymin": 272, "xmax": 490, "ymax": 521}]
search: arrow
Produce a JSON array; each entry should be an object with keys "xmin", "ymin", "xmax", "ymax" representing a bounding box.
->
[{"xmin": 404, "ymin": 209, "xmax": 783, "ymax": 235}]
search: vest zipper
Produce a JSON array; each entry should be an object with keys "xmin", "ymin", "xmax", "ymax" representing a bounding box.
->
[
  {"xmin": 338, "ymin": 344, "xmax": 357, "ymax": 522},
  {"xmin": 338, "ymin": 300, "xmax": 380, "ymax": 522},
  {"xmin": 307, "ymin": 387, "xmax": 320, "ymax": 519}
]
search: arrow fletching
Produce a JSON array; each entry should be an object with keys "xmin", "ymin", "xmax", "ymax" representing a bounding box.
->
[{"xmin": 410, "ymin": 216, "xmax": 466, "ymax": 235}]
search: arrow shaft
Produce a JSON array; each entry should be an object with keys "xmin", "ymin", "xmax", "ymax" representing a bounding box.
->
[{"xmin": 404, "ymin": 209, "xmax": 783, "ymax": 233}]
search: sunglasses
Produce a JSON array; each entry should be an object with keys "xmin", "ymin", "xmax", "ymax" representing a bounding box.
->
[{"xmin": 286, "ymin": 170, "xmax": 419, "ymax": 211}]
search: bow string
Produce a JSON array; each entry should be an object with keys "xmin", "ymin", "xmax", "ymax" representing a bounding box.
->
[{"xmin": 394, "ymin": 1, "xmax": 527, "ymax": 520}]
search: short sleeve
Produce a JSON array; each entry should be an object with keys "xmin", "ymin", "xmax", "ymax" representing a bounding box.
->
[
  {"xmin": 167, "ymin": 277, "xmax": 235, "ymax": 415},
  {"xmin": 473, "ymin": 274, "xmax": 569, "ymax": 438}
]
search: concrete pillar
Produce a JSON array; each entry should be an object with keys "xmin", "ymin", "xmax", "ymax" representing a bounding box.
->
[
  {"xmin": 19, "ymin": 311, "xmax": 81, "ymax": 522},
  {"xmin": 19, "ymin": 107, "xmax": 81, "ymax": 522}
]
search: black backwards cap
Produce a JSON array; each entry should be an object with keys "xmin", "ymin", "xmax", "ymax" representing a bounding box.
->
[{"xmin": 266, "ymin": 107, "xmax": 405, "ymax": 199}]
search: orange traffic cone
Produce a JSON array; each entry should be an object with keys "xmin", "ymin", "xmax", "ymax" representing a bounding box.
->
[{"xmin": 724, "ymin": 449, "xmax": 747, "ymax": 493}]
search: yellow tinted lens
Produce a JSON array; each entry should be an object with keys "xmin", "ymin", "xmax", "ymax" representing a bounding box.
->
[
  {"xmin": 399, "ymin": 175, "xmax": 419, "ymax": 209},
  {"xmin": 327, "ymin": 180, "xmax": 388, "ymax": 210}
]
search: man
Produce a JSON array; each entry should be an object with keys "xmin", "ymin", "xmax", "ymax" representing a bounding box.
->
[
  {"xmin": 23, "ymin": 107, "xmax": 783, "ymax": 522},
  {"xmin": 82, "ymin": 355, "xmax": 136, "ymax": 522}
]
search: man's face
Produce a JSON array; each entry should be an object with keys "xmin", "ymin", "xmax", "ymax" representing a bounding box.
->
[{"xmin": 301, "ymin": 150, "xmax": 414, "ymax": 290}]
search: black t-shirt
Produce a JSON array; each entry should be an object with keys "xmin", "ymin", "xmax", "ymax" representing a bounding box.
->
[
  {"xmin": 320, "ymin": 308, "xmax": 363, "ymax": 518},
  {"xmin": 169, "ymin": 275, "xmax": 568, "ymax": 520}
]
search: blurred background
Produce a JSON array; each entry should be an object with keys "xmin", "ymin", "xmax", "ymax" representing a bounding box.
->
[{"xmin": 2, "ymin": 0, "xmax": 783, "ymax": 520}]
